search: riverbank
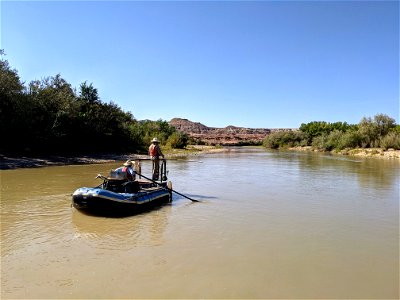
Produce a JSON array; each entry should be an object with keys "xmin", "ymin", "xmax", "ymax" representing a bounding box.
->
[
  {"xmin": 289, "ymin": 146, "xmax": 400, "ymax": 159},
  {"xmin": 3, "ymin": 145, "xmax": 398, "ymax": 170},
  {"xmin": 0, "ymin": 145, "xmax": 227, "ymax": 170}
]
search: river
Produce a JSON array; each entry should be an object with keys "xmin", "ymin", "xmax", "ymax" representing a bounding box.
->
[{"xmin": 1, "ymin": 148, "xmax": 399, "ymax": 299}]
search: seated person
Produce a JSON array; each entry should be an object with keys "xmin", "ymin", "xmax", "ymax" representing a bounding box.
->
[
  {"xmin": 107, "ymin": 160, "xmax": 139, "ymax": 193},
  {"xmin": 112, "ymin": 160, "xmax": 136, "ymax": 181},
  {"xmin": 121, "ymin": 160, "xmax": 136, "ymax": 181}
]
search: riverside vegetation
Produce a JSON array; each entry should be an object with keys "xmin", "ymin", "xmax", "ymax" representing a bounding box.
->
[
  {"xmin": 263, "ymin": 114, "xmax": 400, "ymax": 155},
  {"xmin": 0, "ymin": 51, "xmax": 189, "ymax": 156},
  {"xmin": 1, "ymin": 50, "xmax": 398, "ymax": 158}
]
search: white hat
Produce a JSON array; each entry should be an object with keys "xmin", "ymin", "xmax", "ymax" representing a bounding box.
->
[
  {"xmin": 152, "ymin": 138, "xmax": 159, "ymax": 143},
  {"xmin": 123, "ymin": 160, "xmax": 133, "ymax": 166}
]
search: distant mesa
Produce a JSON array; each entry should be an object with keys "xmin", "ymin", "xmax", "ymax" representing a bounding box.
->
[
  {"xmin": 169, "ymin": 118, "xmax": 210, "ymax": 134},
  {"xmin": 169, "ymin": 118, "xmax": 295, "ymax": 146}
]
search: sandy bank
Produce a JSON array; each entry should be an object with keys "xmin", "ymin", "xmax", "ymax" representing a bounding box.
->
[{"xmin": 289, "ymin": 146, "xmax": 400, "ymax": 159}]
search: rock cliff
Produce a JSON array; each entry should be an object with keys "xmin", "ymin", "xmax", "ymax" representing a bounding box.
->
[{"xmin": 169, "ymin": 118, "xmax": 276, "ymax": 145}]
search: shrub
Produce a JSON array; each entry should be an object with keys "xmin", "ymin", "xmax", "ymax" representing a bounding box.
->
[
  {"xmin": 263, "ymin": 132, "xmax": 282, "ymax": 149},
  {"xmin": 337, "ymin": 130, "xmax": 363, "ymax": 149},
  {"xmin": 166, "ymin": 131, "xmax": 189, "ymax": 149},
  {"xmin": 358, "ymin": 114, "xmax": 396, "ymax": 148},
  {"xmin": 312, "ymin": 130, "xmax": 364, "ymax": 151},
  {"xmin": 263, "ymin": 130, "xmax": 308, "ymax": 149},
  {"xmin": 393, "ymin": 125, "xmax": 400, "ymax": 134},
  {"xmin": 325, "ymin": 130, "xmax": 343, "ymax": 151},
  {"xmin": 380, "ymin": 132, "xmax": 400, "ymax": 150},
  {"xmin": 312, "ymin": 134, "xmax": 330, "ymax": 151}
]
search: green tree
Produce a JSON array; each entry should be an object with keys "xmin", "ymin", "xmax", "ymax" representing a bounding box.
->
[
  {"xmin": 0, "ymin": 50, "xmax": 24, "ymax": 96},
  {"xmin": 299, "ymin": 121, "xmax": 330, "ymax": 138},
  {"xmin": 0, "ymin": 50, "xmax": 30, "ymax": 153},
  {"xmin": 263, "ymin": 130, "xmax": 308, "ymax": 149},
  {"xmin": 357, "ymin": 114, "xmax": 395, "ymax": 148},
  {"xmin": 373, "ymin": 113, "xmax": 396, "ymax": 136},
  {"xmin": 167, "ymin": 131, "xmax": 189, "ymax": 149},
  {"xmin": 79, "ymin": 81, "xmax": 99, "ymax": 103},
  {"xmin": 25, "ymin": 74, "xmax": 78, "ymax": 152},
  {"xmin": 299, "ymin": 121, "xmax": 356, "ymax": 140},
  {"xmin": 138, "ymin": 119, "xmax": 177, "ymax": 147}
]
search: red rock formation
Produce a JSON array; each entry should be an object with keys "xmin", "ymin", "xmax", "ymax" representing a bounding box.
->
[{"xmin": 169, "ymin": 118, "xmax": 272, "ymax": 145}]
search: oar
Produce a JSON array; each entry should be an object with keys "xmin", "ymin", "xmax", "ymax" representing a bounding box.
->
[{"xmin": 136, "ymin": 172, "xmax": 200, "ymax": 202}]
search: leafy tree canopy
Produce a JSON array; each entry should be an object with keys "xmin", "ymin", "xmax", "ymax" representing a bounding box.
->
[{"xmin": 0, "ymin": 51, "xmax": 183, "ymax": 155}]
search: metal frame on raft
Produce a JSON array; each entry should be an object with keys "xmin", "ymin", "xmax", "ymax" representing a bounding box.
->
[
  {"xmin": 130, "ymin": 158, "xmax": 199, "ymax": 202},
  {"xmin": 132, "ymin": 158, "xmax": 168, "ymax": 183}
]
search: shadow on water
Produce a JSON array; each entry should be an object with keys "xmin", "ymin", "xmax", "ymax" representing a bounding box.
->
[
  {"xmin": 71, "ymin": 193, "xmax": 217, "ymax": 219},
  {"xmin": 72, "ymin": 201, "xmax": 173, "ymax": 218}
]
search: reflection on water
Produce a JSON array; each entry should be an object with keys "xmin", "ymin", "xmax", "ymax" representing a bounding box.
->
[
  {"xmin": 1, "ymin": 148, "xmax": 399, "ymax": 299},
  {"xmin": 71, "ymin": 206, "xmax": 171, "ymax": 249}
]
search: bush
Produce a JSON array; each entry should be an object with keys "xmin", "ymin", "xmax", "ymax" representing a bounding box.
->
[
  {"xmin": 311, "ymin": 130, "xmax": 364, "ymax": 151},
  {"xmin": 166, "ymin": 131, "xmax": 189, "ymax": 149},
  {"xmin": 380, "ymin": 132, "xmax": 400, "ymax": 150},
  {"xmin": 393, "ymin": 125, "xmax": 400, "ymax": 134},
  {"xmin": 263, "ymin": 130, "xmax": 308, "ymax": 149},
  {"xmin": 325, "ymin": 130, "xmax": 343, "ymax": 151},
  {"xmin": 263, "ymin": 133, "xmax": 280, "ymax": 149},
  {"xmin": 312, "ymin": 134, "xmax": 330, "ymax": 151},
  {"xmin": 357, "ymin": 114, "xmax": 396, "ymax": 148},
  {"xmin": 337, "ymin": 130, "xmax": 363, "ymax": 149}
]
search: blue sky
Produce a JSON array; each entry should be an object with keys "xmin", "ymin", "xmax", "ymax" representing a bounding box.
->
[{"xmin": 1, "ymin": 0, "xmax": 399, "ymax": 128}]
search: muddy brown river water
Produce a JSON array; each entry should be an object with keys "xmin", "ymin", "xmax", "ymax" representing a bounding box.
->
[{"xmin": 1, "ymin": 148, "xmax": 399, "ymax": 298}]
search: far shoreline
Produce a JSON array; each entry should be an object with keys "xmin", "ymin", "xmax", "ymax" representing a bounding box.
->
[
  {"xmin": 0, "ymin": 145, "xmax": 227, "ymax": 170},
  {"xmin": 1, "ymin": 145, "xmax": 399, "ymax": 170},
  {"xmin": 288, "ymin": 146, "xmax": 400, "ymax": 160}
]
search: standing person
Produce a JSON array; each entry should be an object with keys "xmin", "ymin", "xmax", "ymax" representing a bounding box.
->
[{"xmin": 149, "ymin": 138, "xmax": 164, "ymax": 180}]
